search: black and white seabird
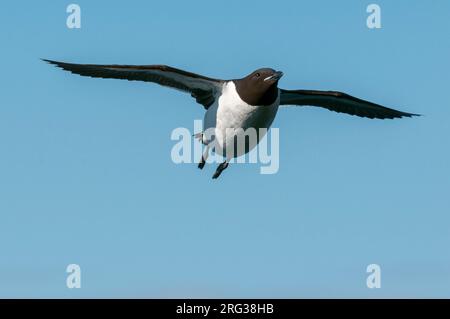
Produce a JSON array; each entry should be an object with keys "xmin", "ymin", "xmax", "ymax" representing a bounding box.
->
[{"xmin": 43, "ymin": 60, "xmax": 419, "ymax": 179}]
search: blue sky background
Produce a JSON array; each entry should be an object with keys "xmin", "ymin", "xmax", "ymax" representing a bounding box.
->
[{"xmin": 0, "ymin": 0, "xmax": 449, "ymax": 298}]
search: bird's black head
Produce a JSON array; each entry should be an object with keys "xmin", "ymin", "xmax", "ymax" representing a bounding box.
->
[{"xmin": 234, "ymin": 68, "xmax": 284, "ymax": 106}]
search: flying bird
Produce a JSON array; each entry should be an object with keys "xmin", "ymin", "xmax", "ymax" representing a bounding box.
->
[{"xmin": 43, "ymin": 59, "xmax": 419, "ymax": 179}]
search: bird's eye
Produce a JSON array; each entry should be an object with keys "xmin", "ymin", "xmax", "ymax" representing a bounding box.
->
[{"xmin": 255, "ymin": 72, "xmax": 260, "ymax": 77}]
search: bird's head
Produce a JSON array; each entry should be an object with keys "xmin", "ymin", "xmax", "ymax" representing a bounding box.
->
[{"xmin": 234, "ymin": 68, "xmax": 284, "ymax": 106}]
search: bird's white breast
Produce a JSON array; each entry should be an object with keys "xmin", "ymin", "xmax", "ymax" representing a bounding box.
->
[{"xmin": 203, "ymin": 81, "xmax": 280, "ymax": 158}]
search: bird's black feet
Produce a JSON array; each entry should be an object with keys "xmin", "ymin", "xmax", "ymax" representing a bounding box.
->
[
  {"xmin": 198, "ymin": 156, "xmax": 206, "ymax": 170},
  {"xmin": 212, "ymin": 161, "xmax": 229, "ymax": 179},
  {"xmin": 193, "ymin": 132, "xmax": 203, "ymax": 143}
]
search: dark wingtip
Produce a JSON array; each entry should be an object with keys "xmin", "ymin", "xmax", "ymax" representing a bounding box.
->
[
  {"xmin": 41, "ymin": 59, "xmax": 62, "ymax": 67},
  {"xmin": 403, "ymin": 112, "xmax": 422, "ymax": 118},
  {"xmin": 385, "ymin": 110, "xmax": 421, "ymax": 120},
  {"xmin": 368, "ymin": 111, "xmax": 421, "ymax": 120},
  {"xmin": 43, "ymin": 58, "xmax": 62, "ymax": 64}
]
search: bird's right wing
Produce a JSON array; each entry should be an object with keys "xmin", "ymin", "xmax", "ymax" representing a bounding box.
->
[
  {"xmin": 43, "ymin": 59, "xmax": 224, "ymax": 109},
  {"xmin": 279, "ymin": 89, "xmax": 419, "ymax": 119}
]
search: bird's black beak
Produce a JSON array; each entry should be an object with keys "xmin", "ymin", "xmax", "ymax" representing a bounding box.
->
[{"xmin": 264, "ymin": 71, "xmax": 284, "ymax": 82}]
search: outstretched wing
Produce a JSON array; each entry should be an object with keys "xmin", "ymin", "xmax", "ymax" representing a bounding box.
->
[
  {"xmin": 279, "ymin": 89, "xmax": 419, "ymax": 119},
  {"xmin": 43, "ymin": 59, "xmax": 224, "ymax": 109}
]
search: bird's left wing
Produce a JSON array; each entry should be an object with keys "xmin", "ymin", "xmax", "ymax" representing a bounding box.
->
[
  {"xmin": 279, "ymin": 89, "xmax": 419, "ymax": 119},
  {"xmin": 43, "ymin": 59, "xmax": 224, "ymax": 109}
]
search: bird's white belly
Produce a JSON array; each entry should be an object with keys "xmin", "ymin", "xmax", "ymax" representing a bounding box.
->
[{"xmin": 203, "ymin": 82, "xmax": 279, "ymax": 158}]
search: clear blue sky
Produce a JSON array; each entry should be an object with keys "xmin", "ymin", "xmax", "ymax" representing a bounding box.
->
[{"xmin": 0, "ymin": 0, "xmax": 449, "ymax": 298}]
